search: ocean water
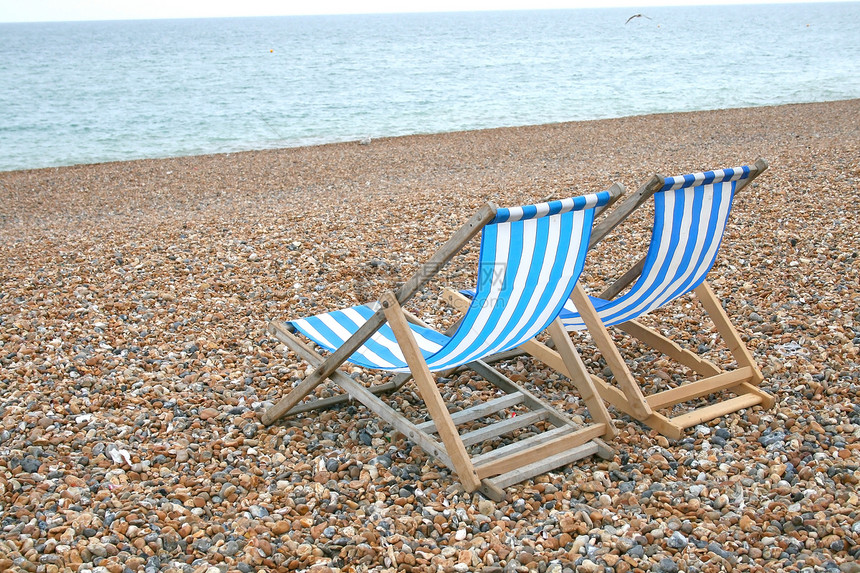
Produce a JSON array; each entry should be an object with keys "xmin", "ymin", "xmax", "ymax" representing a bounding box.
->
[{"xmin": 1, "ymin": 3, "xmax": 859, "ymax": 172}]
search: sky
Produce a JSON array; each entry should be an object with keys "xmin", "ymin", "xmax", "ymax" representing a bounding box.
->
[{"xmin": 0, "ymin": 0, "xmax": 851, "ymax": 22}]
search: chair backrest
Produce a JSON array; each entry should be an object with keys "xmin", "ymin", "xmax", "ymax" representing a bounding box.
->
[
  {"xmin": 424, "ymin": 190, "xmax": 613, "ymax": 370},
  {"xmin": 598, "ymin": 166, "xmax": 750, "ymax": 327}
]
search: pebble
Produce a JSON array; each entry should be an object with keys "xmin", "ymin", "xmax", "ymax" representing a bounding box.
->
[
  {"xmin": 1, "ymin": 100, "xmax": 859, "ymax": 573},
  {"xmin": 666, "ymin": 531, "xmax": 688, "ymax": 549}
]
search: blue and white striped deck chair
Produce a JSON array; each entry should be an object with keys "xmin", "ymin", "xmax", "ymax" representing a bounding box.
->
[
  {"xmin": 264, "ymin": 186, "xmax": 622, "ymax": 499},
  {"xmin": 524, "ymin": 160, "xmax": 775, "ymax": 439}
]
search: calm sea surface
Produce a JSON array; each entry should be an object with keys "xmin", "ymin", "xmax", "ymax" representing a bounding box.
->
[{"xmin": 1, "ymin": 3, "xmax": 859, "ymax": 172}]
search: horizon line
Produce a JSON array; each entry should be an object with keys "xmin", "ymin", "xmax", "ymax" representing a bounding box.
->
[{"xmin": 0, "ymin": 0, "xmax": 853, "ymax": 25}]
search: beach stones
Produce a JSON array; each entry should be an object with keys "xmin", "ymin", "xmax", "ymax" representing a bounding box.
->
[{"xmin": 1, "ymin": 100, "xmax": 859, "ymax": 572}]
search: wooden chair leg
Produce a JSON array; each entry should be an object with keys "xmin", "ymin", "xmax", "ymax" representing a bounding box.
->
[
  {"xmin": 694, "ymin": 281, "xmax": 773, "ymax": 407},
  {"xmin": 694, "ymin": 282, "xmax": 764, "ymax": 380},
  {"xmin": 547, "ymin": 318, "xmax": 616, "ymax": 440},
  {"xmin": 380, "ymin": 292, "xmax": 482, "ymax": 493},
  {"xmin": 570, "ymin": 284, "xmax": 653, "ymax": 420}
]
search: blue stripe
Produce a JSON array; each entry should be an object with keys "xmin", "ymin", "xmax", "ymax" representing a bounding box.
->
[
  {"xmin": 521, "ymin": 204, "xmax": 538, "ymax": 220},
  {"xmin": 500, "ymin": 216, "xmax": 560, "ymax": 348},
  {"xmin": 493, "ymin": 207, "xmax": 512, "ymax": 223}
]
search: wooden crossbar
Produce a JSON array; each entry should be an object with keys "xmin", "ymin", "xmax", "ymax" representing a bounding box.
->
[
  {"xmin": 472, "ymin": 425, "xmax": 573, "ymax": 466},
  {"xmin": 670, "ymin": 393, "xmax": 764, "ymax": 430},
  {"xmin": 416, "ymin": 392, "xmax": 524, "ymax": 434},
  {"xmin": 475, "ymin": 424, "xmax": 606, "ymax": 479},
  {"xmin": 488, "ymin": 441, "xmax": 600, "ymax": 489},
  {"xmin": 646, "ymin": 367, "xmax": 753, "ymax": 410},
  {"xmin": 460, "ymin": 411, "xmax": 548, "ymax": 447}
]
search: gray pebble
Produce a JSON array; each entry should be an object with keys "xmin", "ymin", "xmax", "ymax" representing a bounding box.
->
[{"xmin": 667, "ymin": 531, "xmax": 688, "ymax": 549}]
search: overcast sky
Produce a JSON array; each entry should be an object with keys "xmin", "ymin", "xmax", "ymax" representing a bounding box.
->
[{"xmin": 0, "ymin": 0, "xmax": 848, "ymax": 23}]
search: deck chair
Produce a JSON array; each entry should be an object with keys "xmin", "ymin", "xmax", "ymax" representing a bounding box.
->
[
  {"xmin": 262, "ymin": 186, "xmax": 622, "ymax": 500},
  {"xmin": 503, "ymin": 159, "xmax": 775, "ymax": 439}
]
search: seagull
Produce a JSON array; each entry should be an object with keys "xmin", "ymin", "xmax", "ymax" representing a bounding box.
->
[{"xmin": 625, "ymin": 13, "xmax": 652, "ymax": 24}]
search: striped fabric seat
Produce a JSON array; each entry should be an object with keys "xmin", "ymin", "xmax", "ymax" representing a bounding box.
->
[
  {"xmin": 289, "ymin": 191, "xmax": 612, "ymax": 372},
  {"xmin": 558, "ymin": 166, "xmax": 750, "ymax": 331}
]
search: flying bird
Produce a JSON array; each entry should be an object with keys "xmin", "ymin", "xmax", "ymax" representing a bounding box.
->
[{"xmin": 625, "ymin": 13, "xmax": 652, "ymax": 24}]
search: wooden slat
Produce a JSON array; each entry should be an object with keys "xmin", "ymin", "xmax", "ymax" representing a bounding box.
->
[
  {"xmin": 381, "ymin": 293, "xmax": 482, "ymax": 492},
  {"xmin": 416, "ymin": 392, "xmax": 524, "ymax": 433},
  {"xmin": 487, "ymin": 441, "xmax": 600, "ymax": 490},
  {"xmin": 468, "ymin": 359, "xmax": 614, "ymax": 460},
  {"xmin": 262, "ymin": 202, "xmax": 497, "ymax": 426},
  {"xmin": 460, "ymin": 411, "xmax": 548, "ymax": 447},
  {"xmin": 671, "ymin": 393, "xmax": 763, "ymax": 430},
  {"xmin": 617, "ymin": 319, "xmax": 721, "ymax": 377},
  {"xmin": 442, "ymin": 289, "xmax": 610, "ymax": 434},
  {"xmin": 472, "ymin": 425, "xmax": 575, "ymax": 466},
  {"xmin": 736, "ymin": 382, "xmax": 776, "ymax": 409},
  {"xmin": 475, "ymin": 424, "xmax": 606, "ymax": 479},
  {"xmin": 272, "ymin": 326, "xmax": 455, "ymax": 468},
  {"xmin": 646, "ymin": 367, "xmax": 753, "ymax": 410},
  {"xmin": 467, "ymin": 360, "xmax": 569, "ymax": 429}
]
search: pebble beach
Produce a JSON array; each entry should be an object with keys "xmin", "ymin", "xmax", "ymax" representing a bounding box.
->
[{"xmin": 1, "ymin": 99, "xmax": 859, "ymax": 573}]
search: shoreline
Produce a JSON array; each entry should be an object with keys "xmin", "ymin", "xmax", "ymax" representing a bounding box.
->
[
  {"xmin": 2, "ymin": 98, "xmax": 857, "ymax": 177},
  {"xmin": 1, "ymin": 99, "xmax": 859, "ymax": 572}
]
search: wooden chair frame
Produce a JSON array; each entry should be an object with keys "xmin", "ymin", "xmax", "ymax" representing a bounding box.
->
[
  {"xmin": 263, "ymin": 193, "xmax": 623, "ymax": 499},
  {"xmin": 503, "ymin": 158, "xmax": 775, "ymax": 439}
]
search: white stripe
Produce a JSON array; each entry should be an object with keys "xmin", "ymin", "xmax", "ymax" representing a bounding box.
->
[
  {"xmin": 427, "ymin": 221, "xmax": 517, "ymax": 367},
  {"xmin": 453, "ymin": 215, "xmax": 558, "ymax": 364},
  {"xmin": 317, "ymin": 312, "xmax": 397, "ymax": 369},
  {"xmin": 506, "ymin": 206, "xmax": 524, "ymax": 222},
  {"xmin": 602, "ymin": 189, "xmax": 694, "ymax": 323},
  {"xmin": 526, "ymin": 210, "xmax": 589, "ymax": 334},
  {"xmin": 341, "ymin": 307, "xmax": 408, "ymax": 366}
]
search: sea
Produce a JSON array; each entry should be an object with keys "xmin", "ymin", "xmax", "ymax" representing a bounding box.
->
[{"xmin": 1, "ymin": 2, "xmax": 859, "ymax": 172}]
